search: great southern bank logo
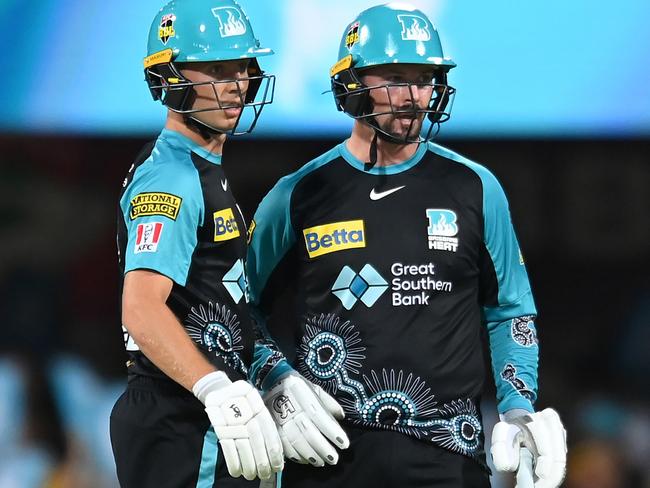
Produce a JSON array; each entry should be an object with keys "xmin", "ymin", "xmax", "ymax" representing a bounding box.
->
[
  {"xmin": 332, "ymin": 264, "xmax": 388, "ymax": 310},
  {"xmin": 426, "ymin": 209, "xmax": 458, "ymax": 252},
  {"xmin": 303, "ymin": 220, "xmax": 365, "ymax": 259}
]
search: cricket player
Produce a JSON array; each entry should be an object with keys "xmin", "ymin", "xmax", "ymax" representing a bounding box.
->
[
  {"xmin": 247, "ymin": 4, "xmax": 567, "ymax": 487},
  {"xmin": 110, "ymin": 1, "xmax": 284, "ymax": 486}
]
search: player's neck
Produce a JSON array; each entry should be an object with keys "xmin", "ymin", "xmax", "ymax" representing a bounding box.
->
[
  {"xmin": 165, "ymin": 113, "xmax": 226, "ymax": 156},
  {"xmin": 347, "ymin": 122, "xmax": 419, "ymax": 167}
]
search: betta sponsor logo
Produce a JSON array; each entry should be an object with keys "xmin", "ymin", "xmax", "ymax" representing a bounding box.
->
[
  {"xmin": 303, "ymin": 220, "xmax": 366, "ymax": 258},
  {"xmin": 213, "ymin": 208, "xmax": 240, "ymax": 242}
]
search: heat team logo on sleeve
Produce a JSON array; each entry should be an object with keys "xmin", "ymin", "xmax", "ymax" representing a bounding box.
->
[
  {"xmin": 134, "ymin": 222, "xmax": 163, "ymax": 253},
  {"xmin": 303, "ymin": 220, "xmax": 365, "ymax": 258},
  {"xmin": 426, "ymin": 209, "xmax": 459, "ymax": 252},
  {"xmin": 214, "ymin": 208, "xmax": 240, "ymax": 242}
]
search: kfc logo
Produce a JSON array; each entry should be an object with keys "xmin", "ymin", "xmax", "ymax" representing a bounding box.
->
[{"xmin": 134, "ymin": 222, "xmax": 163, "ymax": 253}]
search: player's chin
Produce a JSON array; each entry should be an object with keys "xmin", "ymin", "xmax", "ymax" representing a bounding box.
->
[{"xmin": 387, "ymin": 120, "xmax": 422, "ymax": 140}]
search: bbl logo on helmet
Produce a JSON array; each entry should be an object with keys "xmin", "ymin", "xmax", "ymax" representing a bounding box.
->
[
  {"xmin": 158, "ymin": 14, "xmax": 176, "ymax": 45},
  {"xmin": 345, "ymin": 21, "xmax": 360, "ymax": 49},
  {"xmin": 397, "ymin": 15, "xmax": 431, "ymax": 42},
  {"xmin": 211, "ymin": 7, "xmax": 247, "ymax": 38}
]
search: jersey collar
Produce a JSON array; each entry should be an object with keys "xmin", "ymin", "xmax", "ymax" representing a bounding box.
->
[
  {"xmin": 338, "ymin": 139, "xmax": 427, "ymax": 175},
  {"xmin": 159, "ymin": 128, "xmax": 223, "ymax": 165}
]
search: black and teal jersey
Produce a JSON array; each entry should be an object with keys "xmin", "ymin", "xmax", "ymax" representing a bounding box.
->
[
  {"xmin": 247, "ymin": 141, "xmax": 539, "ymax": 462},
  {"xmin": 117, "ymin": 128, "xmax": 254, "ymax": 381}
]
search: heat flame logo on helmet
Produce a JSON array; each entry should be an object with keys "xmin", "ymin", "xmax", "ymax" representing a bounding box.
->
[
  {"xmin": 397, "ymin": 14, "xmax": 431, "ymax": 42},
  {"xmin": 158, "ymin": 14, "xmax": 176, "ymax": 45},
  {"xmin": 212, "ymin": 7, "xmax": 247, "ymax": 38}
]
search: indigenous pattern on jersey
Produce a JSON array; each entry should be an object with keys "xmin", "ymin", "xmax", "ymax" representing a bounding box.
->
[
  {"xmin": 247, "ymin": 141, "xmax": 539, "ymax": 462},
  {"xmin": 117, "ymin": 129, "xmax": 254, "ymax": 380}
]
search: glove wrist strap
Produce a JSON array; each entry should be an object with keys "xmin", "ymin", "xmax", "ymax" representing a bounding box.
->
[{"xmin": 192, "ymin": 370, "xmax": 231, "ymax": 405}]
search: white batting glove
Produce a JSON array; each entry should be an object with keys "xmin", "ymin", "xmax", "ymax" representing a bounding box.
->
[
  {"xmin": 263, "ymin": 372, "xmax": 350, "ymax": 467},
  {"xmin": 193, "ymin": 371, "xmax": 284, "ymax": 480},
  {"xmin": 491, "ymin": 408, "xmax": 567, "ymax": 488}
]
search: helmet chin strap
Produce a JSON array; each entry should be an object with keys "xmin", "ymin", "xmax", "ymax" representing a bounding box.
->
[{"xmin": 363, "ymin": 117, "xmax": 421, "ymax": 171}]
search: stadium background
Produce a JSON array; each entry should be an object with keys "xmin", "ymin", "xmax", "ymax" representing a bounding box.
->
[{"xmin": 0, "ymin": 0, "xmax": 648, "ymax": 486}]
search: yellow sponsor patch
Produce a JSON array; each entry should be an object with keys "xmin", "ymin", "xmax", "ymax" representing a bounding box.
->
[
  {"xmin": 214, "ymin": 208, "xmax": 240, "ymax": 242},
  {"xmin": 143, "ymin": 49, "xmax": 173, "ymax": 68},
  {"xmin": 303, "ymin": 220, "xmax": 365, "ymax": 258},
  {"xmin": 247, "ymin": 219, "xmax": 257, "ymax": 244},
  {"xmin": 130, "ymin": 192, "xmax": 182, "ymax": 220},
  {"xmin": 330, "ymin": 55, "xmax": 353, "ymax": 77}
]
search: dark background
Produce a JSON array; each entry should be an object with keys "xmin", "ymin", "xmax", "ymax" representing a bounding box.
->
[{"xmin": 0, "ymin": 134, "xmax": 648, "ymax": 487}]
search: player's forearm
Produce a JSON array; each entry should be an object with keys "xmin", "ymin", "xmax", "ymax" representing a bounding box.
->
[
  {"xmin": 122, "ymin": 298, "xmax": 215, "ymax": 391},
  {"xmin": 248, "ymin": 305, "xmax": 293, "ymax": 390},
  {"xmin": 486, "ymin": 315, "xmax": 539, "ymax": 413}
]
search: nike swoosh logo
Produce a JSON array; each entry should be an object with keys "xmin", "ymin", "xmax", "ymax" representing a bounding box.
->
[
  {"xmin": 221, "ymin": 179, "xmax": 228, "ymax": 192},
  {"xmin": 369, "ymin": 185, "xmax": 406, "ymax": 201}
]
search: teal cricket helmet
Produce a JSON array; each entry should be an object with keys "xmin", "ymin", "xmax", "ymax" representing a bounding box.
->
[
  {"xmin": 330, "ymin": 3, "xmax": 456, "ymax": 143},
  {"xmin": 143, "ymin": 0, "xmax": 275, "ymax": 135},
  {"xmin": 334, "ymin": 3, "xmax": 455, "ymax": 71}
]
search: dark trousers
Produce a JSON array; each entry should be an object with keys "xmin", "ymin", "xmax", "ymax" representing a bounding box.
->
[{"xmin": 281, "ymin": 426, "xmax": 491, "ymax": 488}]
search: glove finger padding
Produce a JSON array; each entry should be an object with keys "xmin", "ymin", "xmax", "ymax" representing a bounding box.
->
[
  {"xmin": 292, "ymin": 380, "xmax": 349, "ymax": 450},
  {"xmin": 256, "ymin": 407, "xmax": 285, "ymax": 473},
  {"xmin": 491, "ymin": 408, "xmax": 567, "ymax": 488},
  {"xmin": 204, "ymin": 380, "xmax": 284, "ymax": 480},
  {"xmin": 235, "ymin": 437, "xmax": 257, "ymax": 481},
  {"xmin": 491, "ymin": 421, "xmax": 523, "ymax": 472},
  {"xmin": 310, "ymin": 382, "xmax": 346, "ymax": 420},
  {"xmin": 283, "ymin": 415, "xmax": 325, "ymax": 466},
  {"xmin": 220, "ymin": 439, "xmax": 242, "ymax": 478},
  {"xmin": 279, "ymin": 429, "xmax": 307, "ymax": 464},
  {"xmin": 295, "ymin": 411, "xmax": 340, "ymax": 465},
  {"xmin": 523, "ymin": 409, "xmax": 567, "ymax": 488}
]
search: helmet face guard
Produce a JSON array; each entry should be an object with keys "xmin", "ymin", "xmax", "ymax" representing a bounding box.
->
[
  {"xmin": 331, "ymin": 64, "xmax": 455, "ymax": 144},
  {"xmin": 145, "ymin": 56, "xmax": 275, "ymax": 136}
]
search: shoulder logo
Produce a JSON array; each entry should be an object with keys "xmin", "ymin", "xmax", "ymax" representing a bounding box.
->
[
  {"xmin": 211, "ymin": 7, "xmax": 247, "ymax": 38},
  {"xmin": 397, "ymin": 14, "xmax": 431, "ymax": 41},
  {"xmin": 130, "ymin": 192, "xmax": 182, "ymax": 220},
  {"xmin": 426, "ymin": 209, "xmax": 458, "ymax": 252},
  {"xmin": 369, "ymin": 185, "xmax": 405, "ymax": 201},
  {"xmin": 247, "ymin": 219, "xmax": 256, "ymax": 244},
  {"xmin": 345, "ymin": 21, "xmax": 360, "ymax": 49},
  {"xmin": 221, "ymin": 179, "xmax": 228, "ymax": 192},
  {"xmin": 134, "ymin": 222, "xmax": 163, "ymax": 253},
  {"xmin": 158, "ymin": 14, "xmax": 176, "ymax": 45},
  {"xmin": 303, "ymin": 220, "xmax": 365, "ymax": 258},
  {"xmin": 214, "ymin": 208, "xmax": 240, "ymax": 242}
]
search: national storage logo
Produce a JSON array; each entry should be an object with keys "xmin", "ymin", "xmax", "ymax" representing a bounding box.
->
[
  {"xmin": 214, "ymin": 208, "xmax": 240, "ymax": 242},
  {"xmin": 130, "ymin": 192, "xmax": 182, "ymax": 220},
  {"xmin": 303, "ymin": 220, "xmax": 365, "ymax": 258}
]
